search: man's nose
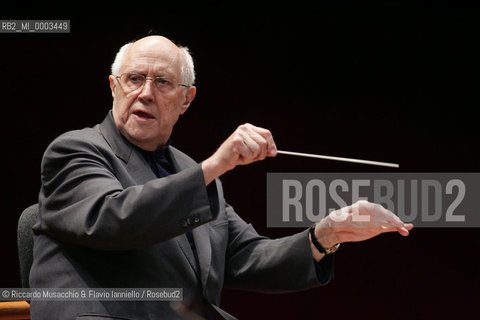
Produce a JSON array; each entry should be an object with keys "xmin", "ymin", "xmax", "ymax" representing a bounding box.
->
[{"xmin": 138, "ymin": 79, "xmax": 155, "ymax": 103}]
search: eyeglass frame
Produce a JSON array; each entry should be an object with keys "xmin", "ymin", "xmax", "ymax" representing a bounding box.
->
[{"xmin": 114, "ymin": 72, "xmax": 191, "ymax": 93}]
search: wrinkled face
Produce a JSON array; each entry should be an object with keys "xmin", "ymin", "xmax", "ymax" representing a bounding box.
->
[{"xmin": 109, "ymin": 36, "xmax": 196, "ymax": 151}]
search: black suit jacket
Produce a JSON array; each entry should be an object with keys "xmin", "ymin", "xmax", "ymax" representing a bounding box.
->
[{"xmin": 30, "ymin": 112, "xmax": 333, "ymax": 319}]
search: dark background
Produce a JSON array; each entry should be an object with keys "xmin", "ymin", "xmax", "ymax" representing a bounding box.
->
[{"xmin": 1, "ymin": 1, "xmax": 479, "ymax": 319}]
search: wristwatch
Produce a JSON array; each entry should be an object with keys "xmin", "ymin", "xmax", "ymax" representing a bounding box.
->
[{"xmin": 309, "ymin": 224, "xmax": 340, "ymax": 255}]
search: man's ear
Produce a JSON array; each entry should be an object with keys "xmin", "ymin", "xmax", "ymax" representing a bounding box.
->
[
  {"xmin": 180, "ymin": 86, "xmax": 196, "ymax": 114},
  {"xmin": 108, "ymin": 75, "xmax": 116, "ymax": 99}
]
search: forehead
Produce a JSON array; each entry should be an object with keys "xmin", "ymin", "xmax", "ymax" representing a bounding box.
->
[{"xmin": 122, "ymin": 41, "xmax": 182, "ymax": 77}]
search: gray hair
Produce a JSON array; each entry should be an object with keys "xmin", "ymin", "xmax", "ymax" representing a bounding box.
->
[
  {"xmin": 110, "ymin": 40, "xmax": 196, "ymax": 86},
  {"xmin": 111, "ymin": 42, "xmax": 132, "ymax": 78},
  {"xmin": 178, "ymin": 46, "xmax": 195, "ymax": 86}
]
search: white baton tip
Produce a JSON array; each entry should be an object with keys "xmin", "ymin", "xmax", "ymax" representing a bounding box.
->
[{"xmin": 276, "ymin": 150, "xmax": 399, "ymax": 168}]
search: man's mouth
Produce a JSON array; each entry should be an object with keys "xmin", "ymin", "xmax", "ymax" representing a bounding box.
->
[{"xmin": 133, "ymin": 110, "xmax": 155, "ymax": 120}]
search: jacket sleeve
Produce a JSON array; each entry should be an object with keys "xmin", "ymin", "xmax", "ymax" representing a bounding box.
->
[
  {"xmin": 36, "ymin": 130, "xmax": 219, "ymax": 250},
  {"xmin": 223, "ymin": 204, "xmax": 334, "ymax": 293}
]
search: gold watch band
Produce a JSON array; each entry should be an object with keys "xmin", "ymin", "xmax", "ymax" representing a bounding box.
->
[{"xmin": 324, "ymin": 243, "xmax": 340, "ymax": 255}]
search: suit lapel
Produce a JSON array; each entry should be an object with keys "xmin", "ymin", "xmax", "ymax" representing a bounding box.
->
[
  {"xmin": 191, "ymin": 223, "xmax": 212, "ymax": 291},
  {"xmin": 170, "ymin": 147, "xmax": 213, "ymax": 292},
  {"xmin": 99, "ymin": 112, "xmax": 212, "ymax": 290},
  {"xmin": 175, "ymin": 235, "xmax": 200, "ymax": 278},
  {"xmin": 125, "ymin": 153, "xmax": 158, "ymax": 185},
  {"xmin": 98, "ymin": 111, "xmax": 158, "ymax": 185}
]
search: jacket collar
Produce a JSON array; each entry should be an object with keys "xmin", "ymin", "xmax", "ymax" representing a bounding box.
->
[
  {"xmin": 98, "ymin": 110, "xmax": 135, "ymax": 164},
  {"xmin": 98, "ymin": 111, "xmax": 213, "ymax": 290},
  {"xmin": 99, "ymin": 111, "xmax": 181, "ymax": 168}
]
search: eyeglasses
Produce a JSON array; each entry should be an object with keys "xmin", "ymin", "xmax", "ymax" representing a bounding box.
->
[{"xmin": 115, "ymin": 72, "xmax": 190, "ymax": 93}]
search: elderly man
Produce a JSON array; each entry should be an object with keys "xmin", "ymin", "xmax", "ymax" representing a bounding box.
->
[{"xmin": 30, "ymin": 35, "xmax": 412, "ymax": 319}]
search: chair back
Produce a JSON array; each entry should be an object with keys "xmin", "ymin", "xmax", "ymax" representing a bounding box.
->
[{"xmin": 17, "ymin": 204, "xmax": 38, "ymax": 288}]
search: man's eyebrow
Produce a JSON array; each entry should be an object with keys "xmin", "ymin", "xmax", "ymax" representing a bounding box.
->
[
  {"xmin": 126, "ymin": 71, "xmax": 170, "ymax": 78},
  {"xmin": 124, "ymin": 66, "xmax": 177, "ymax": 79}
]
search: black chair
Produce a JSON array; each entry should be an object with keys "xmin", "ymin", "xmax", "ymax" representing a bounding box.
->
[
  {"xmin": 17, "ymin": 204, "xmax": 38, "ymax": 289},
  {"xmin": 0, "ymin": 204, "xmax": 37, "ymax": 319}
]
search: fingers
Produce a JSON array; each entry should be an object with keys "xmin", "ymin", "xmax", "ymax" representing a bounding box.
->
[
  {"xmin": 245, "ymin": 123, "xmax": 277, "ymax": 158},
  {"xmin": 232, "ymin": 130, "xmax": 256, "ymax": 160},
  {"xmin": 380, "ymin": 225, "xmax": 410, "ymax": 236},
  {"xmin": 397, "ymin": 226, "xmax": 410, "ymax": 236},
  {"xmin": 255, "ymin": 126, "xmax": 277, "ymax": 156},
  {"xmin": 239, "ymin": 128, "xmax": 267, "ymax": 161},
  {"xmin": 234, "ymin": 124, "xmax": 277, "ymax": 162},
  {"xmin": 374, "ymin": 204, "xmax": 413, "ymax": 237},
  {"xmin": 205, "ymin": 123, "xmax": 277, "ymax": 181},
  {"xmin": 333, "ymin": 201, "xmax": 413, "ymax": 239},
  {"xmin": 397, "ymin": 223, "xmax": 414, "ymax": 236},
  {"xmin": 404, "ymin": 223, "xmax": 414, "ymax": 230},
  {"xmin": 356, "ymin": 201, "xmax": 409, "ymax": 226}
]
